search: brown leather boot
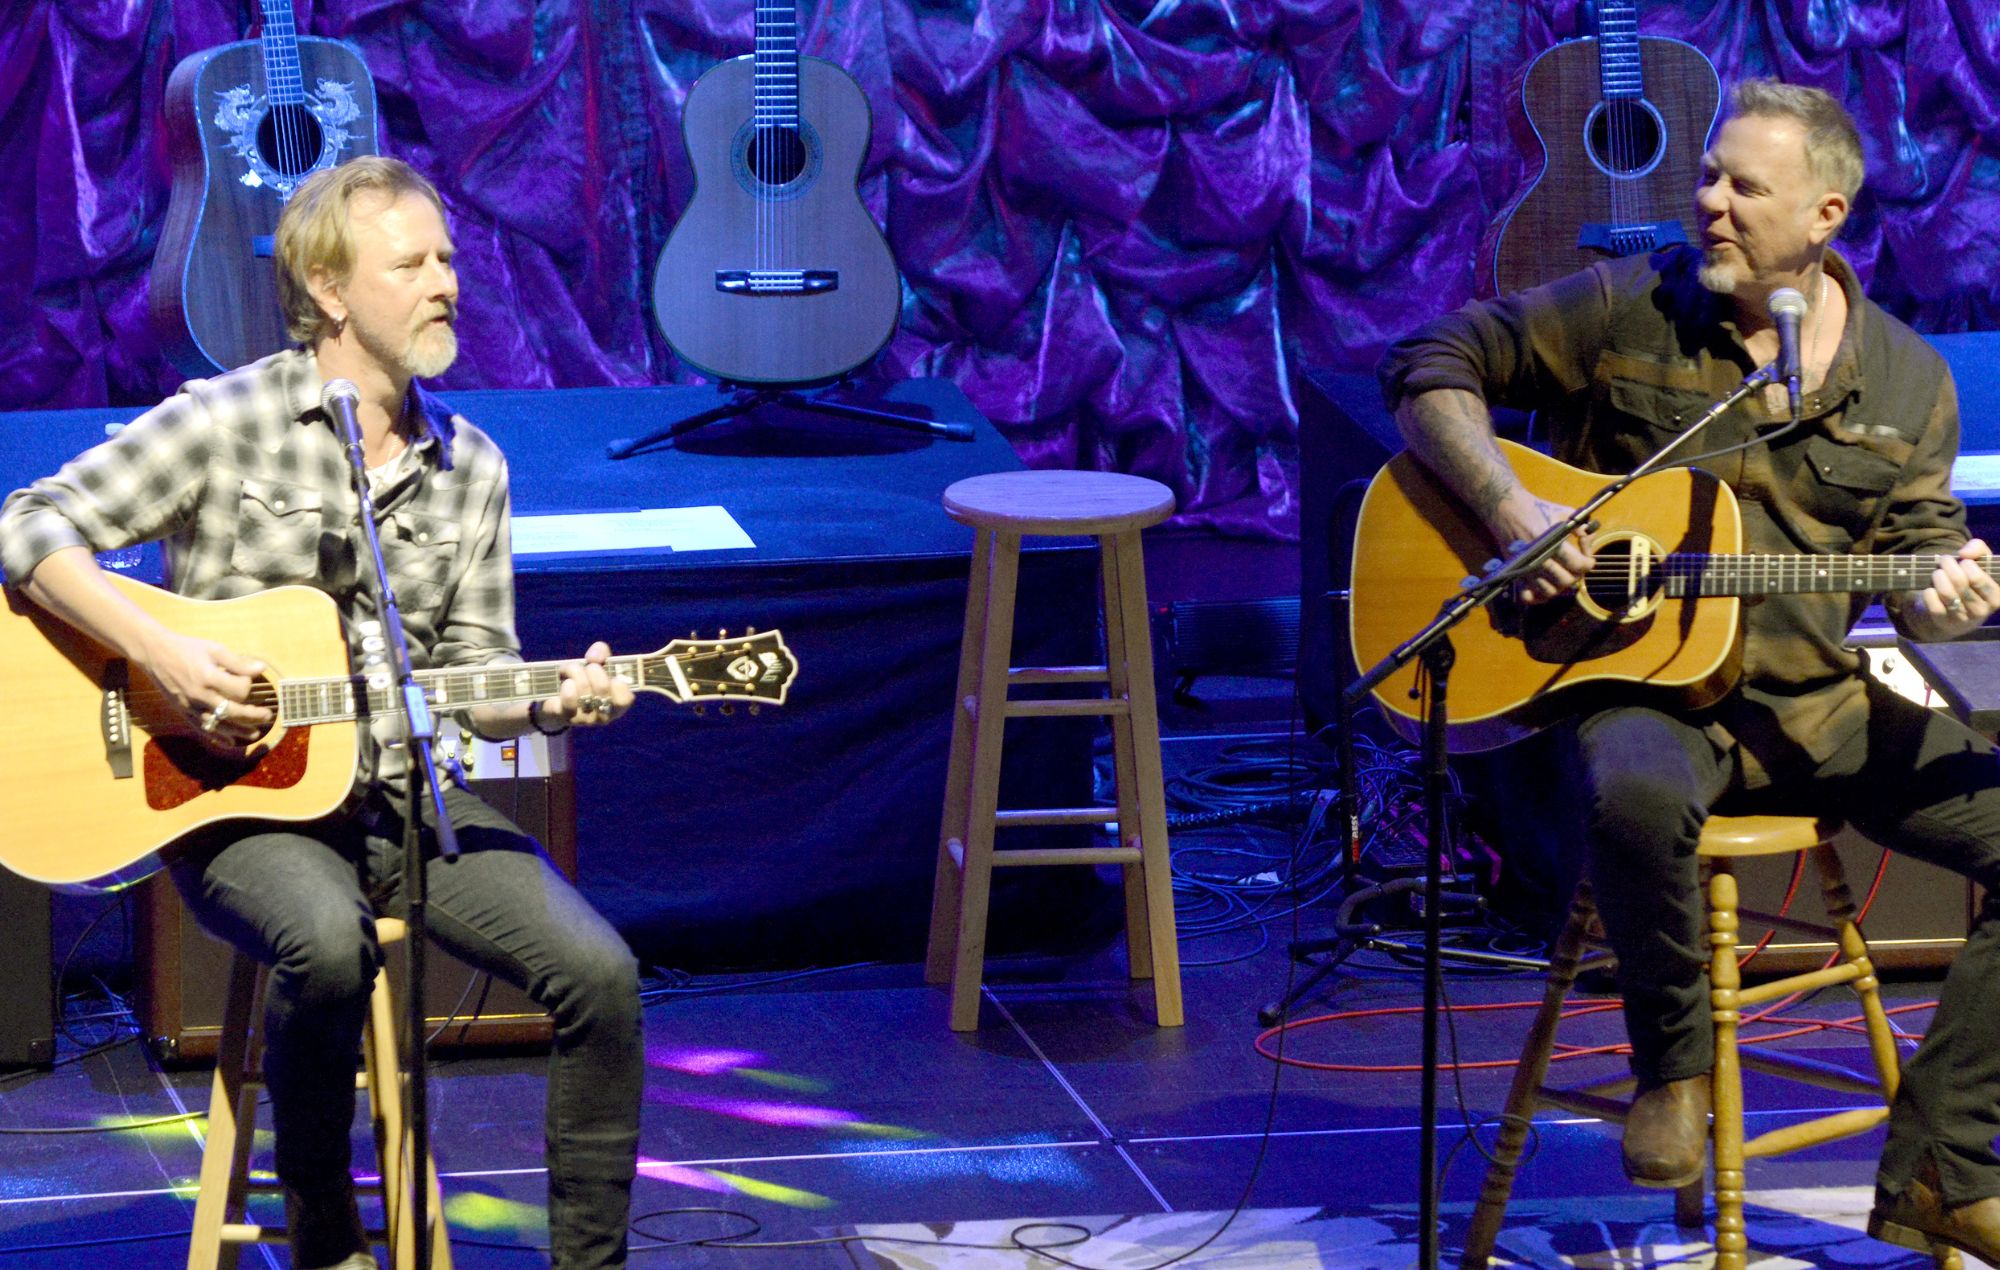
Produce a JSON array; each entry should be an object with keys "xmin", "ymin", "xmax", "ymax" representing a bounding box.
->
[
  {"xmin": 1869, "ymin": 1160, "xmax": 2000, "ymax": 1263},
  {"xmin": 1622, "ymin": 1075, "xmax": 1709, "ymax": 1188}
]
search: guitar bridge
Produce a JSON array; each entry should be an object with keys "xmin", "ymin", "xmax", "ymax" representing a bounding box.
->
[
  {"xmin": 101, "ymin": 661, "xmax": 133, "ymax": 780},
  {"xmin": 714, "ymin": 270, "xmax": 839, "ymax": 296},
  {"xmin": 1577, "ymin": 221, "xmax": 1690, "ymax": 256}
]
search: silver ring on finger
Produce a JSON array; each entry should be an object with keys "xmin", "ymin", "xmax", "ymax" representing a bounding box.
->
[
  {"xmin": 1947, "ymin": 598, "xmax": 1967, "ymax": 616},
  {"xmin": 582, "ymin": 694, "xmax": 608, "ymax": 714},
  {"xmin": 201, "ymin": 700, "xmax": 230, "ymax": 732}
]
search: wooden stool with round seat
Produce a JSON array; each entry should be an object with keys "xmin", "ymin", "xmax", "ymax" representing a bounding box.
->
[
  {"xmin": 924, "ymin": 469, "xmax": 1184, "ymax": 1032},
  {"xmin": 187, "ymin": 916, "xmax": 453, "ymax": 1270},
  {"xmin": 1460, "ymin": 814, "xmax": 1959, "ymax": 1270}
]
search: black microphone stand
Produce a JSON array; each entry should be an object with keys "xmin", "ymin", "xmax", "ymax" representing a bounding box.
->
[
  {"xmin": 330, "ymin": 387, "xmax": 459, "ymax": 1270},
  {"xmin": 1343, "ymin": 360, "xmax": 1780, "ymax": 1270}
]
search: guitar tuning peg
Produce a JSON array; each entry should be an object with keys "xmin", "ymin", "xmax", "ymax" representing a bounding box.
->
[
  {"xmin": 692, "ymin": 705, "xmax": 706, "ymax": 716},
  {"xmin": 718, "ymin": 629, "xmax": 728, "ymax": 638},
  {"xmin": 746, "ymin": 626, "xmax": 758, "ymax": 635},
  {"xmin": 719, "ymin": 704, "xmax": 735, "ymax": 717},
  {"xmin": 748, "ymin": 705, "xmax": 761, "ymax": 715}
]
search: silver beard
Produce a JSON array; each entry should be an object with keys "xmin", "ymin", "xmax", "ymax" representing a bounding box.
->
[
  {"xmin": 404, "ymin": 324, "xmax": 458, "ymax": 379},
  {"xmin": 1698, "ymin": 257, "xmax": 1738, "ymax": 295}
]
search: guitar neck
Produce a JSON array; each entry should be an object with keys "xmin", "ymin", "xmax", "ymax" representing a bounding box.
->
[
  {"xmin": 1660, "ymin": 553, "xmax": 1998, "ymax": 598},
  {"xmin": 754, "ymin": 2, "xmax": 800, "ymax": 129},
  {"xmin": 275, "ymin": 655, "xmax": 658, "ymax": 727},
  {"xmin": 1595, "ymin": 1, "xmax": 1642, "ymax": 100},
  {"xmin": 259, "ymin": 0, "xmax": 306, "ymax": 107}
]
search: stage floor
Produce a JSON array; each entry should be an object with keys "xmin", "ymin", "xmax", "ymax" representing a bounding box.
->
[{"xmin": 0, "ymin": 701, "xmax": 1958, "ymax": 1270}]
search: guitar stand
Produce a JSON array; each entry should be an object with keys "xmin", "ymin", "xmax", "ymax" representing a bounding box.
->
[
  {"xmin": 1257, "ymin": 880, "xmax": 1543, "ymax": 1027},
  {"xmin": 606, "ymin": 379, "xmax": 975, "ymax": 459}
]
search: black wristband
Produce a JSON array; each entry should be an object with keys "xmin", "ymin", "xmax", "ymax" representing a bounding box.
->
[{"xmin": 527, "ymin": 699, "xmax": 571, "ymax": 736}]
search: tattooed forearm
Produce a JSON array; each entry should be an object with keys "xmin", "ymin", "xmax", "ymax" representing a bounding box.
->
[{"xmin": 1393, "ymin": 389, "xmax": 1522, "ymax": 522}]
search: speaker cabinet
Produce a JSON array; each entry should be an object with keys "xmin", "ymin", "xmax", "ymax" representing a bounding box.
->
[
  {"xmin": 138, "ymin": 733, "xmax": 575, "ymax": 1063},
  {"xmin": 0, "ymin": 868, "xmax": 54, "ymax": 1067}
]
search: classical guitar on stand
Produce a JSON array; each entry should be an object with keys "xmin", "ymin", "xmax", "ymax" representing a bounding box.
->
[
  {"xmin": 1350, "ymin": 439, "xmax": 1956, "ymax": 752},
  {"xmin": 0, "ymin": 575, "xmax": 797, "ymax": 894},
  {"xmin": 150, "ymin": 0, "xmax": 379, "ymax": 377},
  {"xmin": 1485, "ymin": 1, "xmax": 1719, "ymax": 295},
  {"xmin": 649, "ymin": 1, "xmax": 900, "ymax": 385}
]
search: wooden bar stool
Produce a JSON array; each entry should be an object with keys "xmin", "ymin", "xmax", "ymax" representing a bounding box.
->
[
  {"xmin": 1461, "ymin": 814, "xmax": 1958, "ymax": 1270},
  {"xmin": 924, "ymin": 469, "xmax": 1183, "ymax": 1031},
  {"xmin": 188, "ymin": 917, "xmax": 453, "ymax": 1270}
]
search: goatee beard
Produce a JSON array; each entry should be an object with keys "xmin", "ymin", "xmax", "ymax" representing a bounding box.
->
[
  {"xmin": 405, "ymin": 326, "xmax": 458, "ymax": 379},
  {"xmin": 1698, "ymin": 257, "xmax": 1738, "ymax": 295}
]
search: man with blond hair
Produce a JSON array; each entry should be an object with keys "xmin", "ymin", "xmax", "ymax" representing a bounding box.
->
[
  {"xmin": 0, "ymin": 156, "xmax": 643, "ymax": 1269},
  {"xmin": 1380, "ymin": 80, "xmax": 2000, "ymax": 1258}
]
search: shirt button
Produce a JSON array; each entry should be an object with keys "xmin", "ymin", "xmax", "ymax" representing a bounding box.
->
[
  {"xmin": 417, "ymin": 532, "xmax": 429, "ymax": 543},
  {"xmin": 273, "ymin": 499, "xmax": 287, "ymax": 511}
]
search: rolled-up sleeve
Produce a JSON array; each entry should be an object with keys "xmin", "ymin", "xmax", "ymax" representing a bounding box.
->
[
  {"xmin": 1378, "ymin": 266, "xmax": 1613, "ymax": 416},
  {"xmin": 0, "ymin": 395, "xmax": 211, "ymax": 585}
]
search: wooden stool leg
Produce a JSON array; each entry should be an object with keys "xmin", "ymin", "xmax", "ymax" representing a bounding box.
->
[
  {"xmin": 1107, "ymin": 529, "xmax": 1181, "ymax": 1027},
  {"xmin": 1812, "ymin": 844, "xmax": 1903, "ymax": 1095},
  {"xmin": 946, "ymin": 531, "xmax": 1022, "ymax": 1031},
  {"xmin": 188, "ymin": 952, "xmax": 264, "ymax": 1270},
  {"xmin": 1097, "ymin": 532, "xmax": 1150, "ymax": 978},
  {"xmin": 1459, "ymin": 883, "xmax": 1596, "ymax": 1269},
  {"xmin": 1708, "ymin": 861, "xmax": 1747, "ymax": 1270},
  {"xmin": 927, "ymin": 526, "xmax": 996, "ymax": 984},
  {"xmin": 366, "ymin": 956, "xmax": 453, "ymax": 1270}
]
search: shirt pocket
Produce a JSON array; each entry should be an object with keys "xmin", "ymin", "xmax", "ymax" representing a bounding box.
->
[
  {"xmin": 229, "ymin": 476, "xmax": 328, "ymax": 587},
  {"xmin": 378, "ymin": 509, "xmax": 462, "ymax": 617},
  {"xmin": 1799, "ymin": 434, "xmax": 1902, "ymax": 544}
]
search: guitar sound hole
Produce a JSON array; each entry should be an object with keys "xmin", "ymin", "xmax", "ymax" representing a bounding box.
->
[
  {"xmin": 257, "ymin": 103, "xmax": 327, "ymax": 177},
  {"xmin": 745, "ymin": 126, "xmax": 808, "ymax": 187},
  {"xmin": 1587, "ymin": 100, "xmax": 1665, "ymax": 176}
]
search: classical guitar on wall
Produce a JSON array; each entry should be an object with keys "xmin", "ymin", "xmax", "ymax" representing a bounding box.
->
[
  {"xmin": 1349, "ymin": 439, "xmax": 1955, "ymax": 753},
  {"xmin": 0, "ymin": 575, "xmax": 798, "ymax": 894},
  {"xmin": 650, "ymin": 2, "xmax": 901, "ymax": 385},
  {"xmin": 1485, "ymin": 2, "xmax": 1720, "ymax": 296},
  {"xmin": 150, "ymin": 0, "xmax": 380, "ymax": 378}
]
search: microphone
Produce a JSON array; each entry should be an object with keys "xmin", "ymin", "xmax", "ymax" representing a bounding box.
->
[
  {"xmin": 320, "ymin": 378, "xmax": 363, "ymax": 445},
  {"xmin": 1769, "ymin": 287, "xmax": 1807, "ymax": 418}
]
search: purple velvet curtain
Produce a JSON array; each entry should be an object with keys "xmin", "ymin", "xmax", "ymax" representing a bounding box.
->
[{"xmin": 6, "ymin": 2, "xmax": 2000, "ymax": 538}]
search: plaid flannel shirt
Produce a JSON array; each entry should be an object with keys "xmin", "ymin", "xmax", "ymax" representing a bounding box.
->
[{"xmin": 0, "ymin": 348, "xmax": 521, "ymax": 787}]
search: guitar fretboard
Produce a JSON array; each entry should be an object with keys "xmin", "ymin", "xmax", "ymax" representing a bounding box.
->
[
  {"xmin": 1596, "ymin": 1, "xmax": 1642, "ymax": 99},
  {"xmin": 274, "ymin": 656, "xmax": 658, "ymax": 726},
  {"xmin": 1654, "ymin": 554, "xmax": 1999, "ymax": 598},
  {"xmin": 260, "ymin": 0, "xmax": 304, "ymax": 107},
  {"xmin": 753, "ymin": 3, "xmax": 800, "ymax": 130}
]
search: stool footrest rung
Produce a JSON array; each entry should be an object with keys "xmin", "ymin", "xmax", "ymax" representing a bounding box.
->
[
  {"xmin": 1738, "ymin": 1046, "xmax": 1884, "ymax": 1096},
  {"xmin": 1736, "ymin": 907, "xmax": 1839, "ymax": 939},
  {"xmin": 1002, "ymin": 698, "xmax": 1130, "ymax": 718},
  {"xmin": 994, "ymin": 807, "xmax": 1116, "ymax": 827},
  {"xmin": 1743, "ymin": 1106, "xmax": 1888, "ymax": 1159},
  {"xmin": 1008, "ymin": 666, "xmax": 1110, "ymax": 685},
  {"xmin": 1737, "ymin": 963, "xmax": 1860, "ymax": 1005},
  {"xmin": 992, "ymin": 846, "xmax": 1144, "ymax": 867},
  {"xmin": 219, "ymin": 1223, "xmax": 284, "ymax": 1245},
  {"xmin": 1536, "ymin": 1087, "xmax": 1633, "ymax": 1124}
]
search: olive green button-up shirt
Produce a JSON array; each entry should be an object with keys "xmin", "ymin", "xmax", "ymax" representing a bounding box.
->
[{"xmin": 1378, "ymin": 246, "xmax": 1964, "ymax": 785}]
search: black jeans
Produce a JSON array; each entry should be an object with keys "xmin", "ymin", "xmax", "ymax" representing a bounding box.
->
[
  {"xmin": 1577, "ymin": 683, "xmax": 2000, "ymax": 1204},
  {"xmin": 170, "ymin": 784, "xmax": 643, "ymax": 1267}
]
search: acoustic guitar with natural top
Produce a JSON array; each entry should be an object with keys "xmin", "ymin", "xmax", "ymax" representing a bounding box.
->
[{"xmin": 650, "ymin": 2, "xmax": 901, "ymax": 385}]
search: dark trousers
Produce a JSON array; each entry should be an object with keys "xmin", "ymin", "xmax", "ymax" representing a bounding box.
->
[
  {"xmin": 170, "ymin": 784, "xmax": 643, "ymax": 1268},
  {"xmin": 1577, "ymin": 684, "xmax": 2000, "ymax": 1204}
]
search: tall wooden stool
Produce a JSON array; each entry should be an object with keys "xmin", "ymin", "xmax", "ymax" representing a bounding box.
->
[
  {"xmin": 188, "ymin": 917, "xmax": 454, "ymax": 1270},
  {"xmin": 1461, "ymin": 814, "xmax": 1958, "ymax": 1270},
  {"xmin": 925, "ymin": 469, "xmax": 1183, "ymax": 1032}
]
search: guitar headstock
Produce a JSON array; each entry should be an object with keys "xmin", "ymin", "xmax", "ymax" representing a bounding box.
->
[{"xmin": 639, "ymin": 629, "xmax": 796, "ymax": 706}]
